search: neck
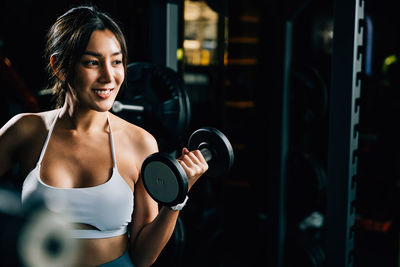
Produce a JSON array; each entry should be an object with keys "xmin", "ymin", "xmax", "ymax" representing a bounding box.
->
[{"xmin": 59, "ymin": 98, "xmax": 109, "ymax": 133}]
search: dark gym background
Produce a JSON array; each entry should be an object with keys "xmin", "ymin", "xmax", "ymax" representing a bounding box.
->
[{"xmin": 1, "ymin": 0, "xmax": 399, "ymax": 266}]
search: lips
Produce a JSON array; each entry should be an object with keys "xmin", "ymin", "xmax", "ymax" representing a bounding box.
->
[{"xmin": 92, "ymin": 88, "xmax": 113, "ymax": 99}]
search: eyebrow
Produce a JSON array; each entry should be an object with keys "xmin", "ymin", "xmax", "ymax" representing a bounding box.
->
[{"xmin": 83, "ymin": 51, "xmax": 122, "ymax": 57}]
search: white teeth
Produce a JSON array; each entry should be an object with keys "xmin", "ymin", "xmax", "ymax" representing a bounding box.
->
[{"xmin": 93, "ymin": 89, "xmax": 111, "ymax": 95}]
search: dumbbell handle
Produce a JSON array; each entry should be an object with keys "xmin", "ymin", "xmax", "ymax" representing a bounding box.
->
[
  {"xmin": 199, "ymin": 146, "xmax": 213, "ymax": 162},
  {"xmin": 112, "ymin": 101, "xmax": 144, "ymax": 113}
]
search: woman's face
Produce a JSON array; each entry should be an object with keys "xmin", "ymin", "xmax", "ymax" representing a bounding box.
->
[{"xmin": 72, "ymin": 29, "xmax": 124, "ymax": 112}]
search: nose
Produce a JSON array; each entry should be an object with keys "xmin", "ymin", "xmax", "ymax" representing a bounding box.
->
[{"xmin": 99, "ymin": 62, "xmax": 113, "ymax": 83}]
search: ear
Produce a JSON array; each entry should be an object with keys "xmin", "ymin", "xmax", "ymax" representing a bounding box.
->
[{"xmin": 50, "ymin": 55, "xmax": 65, "ymax": 81}]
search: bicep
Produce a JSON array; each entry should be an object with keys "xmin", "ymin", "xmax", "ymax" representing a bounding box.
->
[
  {"xmin": 0, "ymin": 116, "xmax": 23, "ymax": 176},
  {"xmin": 0, "ymin": 113, "xmax": 40, "ymax": 178},
  {"xmin": 0, "ymin": 137, "xmax": 13, "ymax": 176},
  {"xmin": 129, "ymin": 130, "xmax": 159, "ymax": 243}
]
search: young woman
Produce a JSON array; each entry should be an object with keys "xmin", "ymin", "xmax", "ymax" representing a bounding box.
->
[{"xmin": 0, "ymin": 5, "xmax": 208, "ymax": 267}]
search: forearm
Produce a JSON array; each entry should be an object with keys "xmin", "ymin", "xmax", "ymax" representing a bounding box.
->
[{"xmin": 130, "ymin": 207, "xmax": 180, "ymax": 267}]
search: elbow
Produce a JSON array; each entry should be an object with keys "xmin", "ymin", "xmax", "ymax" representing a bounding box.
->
[
  {"xmin": 130, "ymin": 247, "xmax": 162, "ymax": 267},
  {"xmin": 132, "ymin": 255, "xmax": 159, "ymax": 267}
]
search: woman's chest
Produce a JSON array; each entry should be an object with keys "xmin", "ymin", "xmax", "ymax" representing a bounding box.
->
[{"xmin": 39, "ymin": 133, "xmax": 137, "ymax": 189}]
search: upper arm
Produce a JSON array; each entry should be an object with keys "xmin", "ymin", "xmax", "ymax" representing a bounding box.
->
[
  {"xmin": 0, "ymin": 114, "xmax": 27, "ymax": 176},
  {"xmin": 129, "ymin": 129, "xmax": 159, "ymax": 243},
  {"xmin": 0, "ymin": 113, "xmax": 43, "ymax": 178}
]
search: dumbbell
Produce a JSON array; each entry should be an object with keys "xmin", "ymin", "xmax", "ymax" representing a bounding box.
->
[
  {"xmin": 0, "ymin": 188, "xmax": 79, "ymax": 267},
  {"xmin": 141, "ymin": 127, "xmax": 234, "ymax": 206}
]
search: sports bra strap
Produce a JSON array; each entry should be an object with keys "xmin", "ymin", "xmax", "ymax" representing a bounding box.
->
[
  {"xmin": 107, "ymin": 112, "xmax": 117, "ymax": 168},
  {"xmin": 37, "ymin": 109, "xmax": 62, "ymax": 165}
]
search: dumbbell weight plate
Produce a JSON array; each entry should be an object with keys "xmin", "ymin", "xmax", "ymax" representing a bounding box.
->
[
  {"xmin": 0, "ymin": 188, "xmax": 79, "ymax": 267},
  {"xmin": 142, "ymin": 152, "xmax": 188, "ymax": 206},
  {"xmin": 188, "ymin": 127, "xmax": 234, "ymax": 178},
  {"xmin": 19, "ymin": 208, "xmax": 78, "ymax": 267}
]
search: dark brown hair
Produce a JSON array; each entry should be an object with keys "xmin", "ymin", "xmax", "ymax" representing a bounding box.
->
[{"xmin": 44, "ymin": 5, "xmax": 128, "ymax": 107}]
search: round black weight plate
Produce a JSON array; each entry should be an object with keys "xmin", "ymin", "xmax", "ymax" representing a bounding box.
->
[
  {"xmin": 114, "ymin": 62, "xmax": 191, "ymax": 153},
  {"xmin": 188, "ymin": 127, "xmax": 234, "ymax": 178},
  {"xmin": 180, "ymin": 80, "xmax": 191, "ymax": 142},
  {"xmin": 142, "ymin": 152, "xmax": 188, "ymax": 206}
]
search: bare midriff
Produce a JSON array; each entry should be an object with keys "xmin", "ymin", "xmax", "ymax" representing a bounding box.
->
[{"xmin": 73, "ymin": 223, "xmax": 129, "ymax": 267}]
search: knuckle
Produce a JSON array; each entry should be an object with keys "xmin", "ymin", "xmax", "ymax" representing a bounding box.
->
[
  {"xmin": 203, "ymin": 163, "xmax": 209, "ymax": 171},
  {"xmin": 196, "ymin": 166, "xmax": 202, "ymax": 174},
  {"xmin": 185, "ymin": 168, "xmax": 194, "ymax": 176}
]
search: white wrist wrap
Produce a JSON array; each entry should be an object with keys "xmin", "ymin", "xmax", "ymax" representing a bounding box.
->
[{"xmin": 169, "ymin": 196, "xmax": 189, "ymax": 211}]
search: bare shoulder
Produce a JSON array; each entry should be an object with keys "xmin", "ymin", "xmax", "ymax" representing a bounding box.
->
[
  {"xmin": 108, "ymin": 113, "xmax": 158, "ymax": 157},
  {"xmin": 0, "ymin": 109, "xmax": 59, "ymax": 176},
  {"xmin": 0, "ymin": 109, "xmax": 58, "ymax": 137}
]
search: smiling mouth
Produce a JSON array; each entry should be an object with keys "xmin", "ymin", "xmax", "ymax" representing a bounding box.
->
[{"xmin": 92, "ymin": 88, "xmax": 113, "ymax": 98}]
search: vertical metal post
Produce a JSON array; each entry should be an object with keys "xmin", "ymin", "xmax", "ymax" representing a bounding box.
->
[
  {"xmin": 326, "ymin": 0, "xmax": 364, "ymax": 266},
  {"xmin": 150, "ymin": 0, "xmax": 166, "ymax": 66},
  {"xmin": 267, "ymin": 3, "xmax": 311, "ymax": 265},
  {"xmin": 265, "ymin": 12, "xmax": 291, "ymax": 267},
  {"xmin": 261, "ymin": 0, "xmax": 288, "ymax": 265},
  {"xmin": 166, "ymin": 2, "xmax": 179, "ymax": 71},
  {"xmin": 150, "ymin": 0, "xmax": 180, "ymax": 71},
  {"xmin": 272, "ymin": 19, "xmax": 292, "ymax": 267}
]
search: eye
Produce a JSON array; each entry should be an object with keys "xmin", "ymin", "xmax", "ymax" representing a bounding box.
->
[
  {"xmin": 83, "ymin": 60, "xmax": 99, "ymax": 66},
  {"xmin": 112, "ymin": 59, "xmax": 122, "ymax": 65}
]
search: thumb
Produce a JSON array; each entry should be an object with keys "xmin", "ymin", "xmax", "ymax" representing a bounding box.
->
[{"xmin": 182, "ymin": 147, "xmax": 189, "ymax": 155}]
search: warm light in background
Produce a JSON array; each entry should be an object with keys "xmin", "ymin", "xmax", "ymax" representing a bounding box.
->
[{"xmin": 183, "ymin": 0, "xmax": 219, "ymax": 66}]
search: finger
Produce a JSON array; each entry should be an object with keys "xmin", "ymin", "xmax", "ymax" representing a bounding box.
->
[
  {"xmin": 191, "ymin": 150, "xmax": 208, "ymax": 172},
  {"xmin": 192, "ymin": 150, "xmax": 207, "ymax": 165},
  {"xmin": 177, "ymin": 147, "xmax": 189, "ymax": 161},
  {"xmin": 177, "ymin": 159, "xmax": 187, "ymax": 169},
  {"xmin": 177, "ymin": 159, "xmax": 194, "ymax": 177},
  {"xmin": 186, "ymin": 151, "xmax": 202, "ymax": 165},
  {"xmin": 184, "ymin": 152, "xmax": 208, "ymax": 177},
  {"xmin": 181, "ymin": 153, "xmax": 195, "ymax": 168},
  {"xmin": 183, "ymin": 151, "xmax": 205, "ymax": 171},
  {"xmin": 182, "ymin": 147, "xmax": 189, "ymax": 155}
]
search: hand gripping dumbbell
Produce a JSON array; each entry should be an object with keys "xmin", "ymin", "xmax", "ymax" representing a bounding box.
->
[{"xmin": 141, "ymin": 127, "xmax": 234, "ymax": 206}]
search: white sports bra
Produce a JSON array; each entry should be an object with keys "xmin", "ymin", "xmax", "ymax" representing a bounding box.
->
[{"xmin": 21, "ymin": 110, "xmax": 134, "ymax": 239}]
